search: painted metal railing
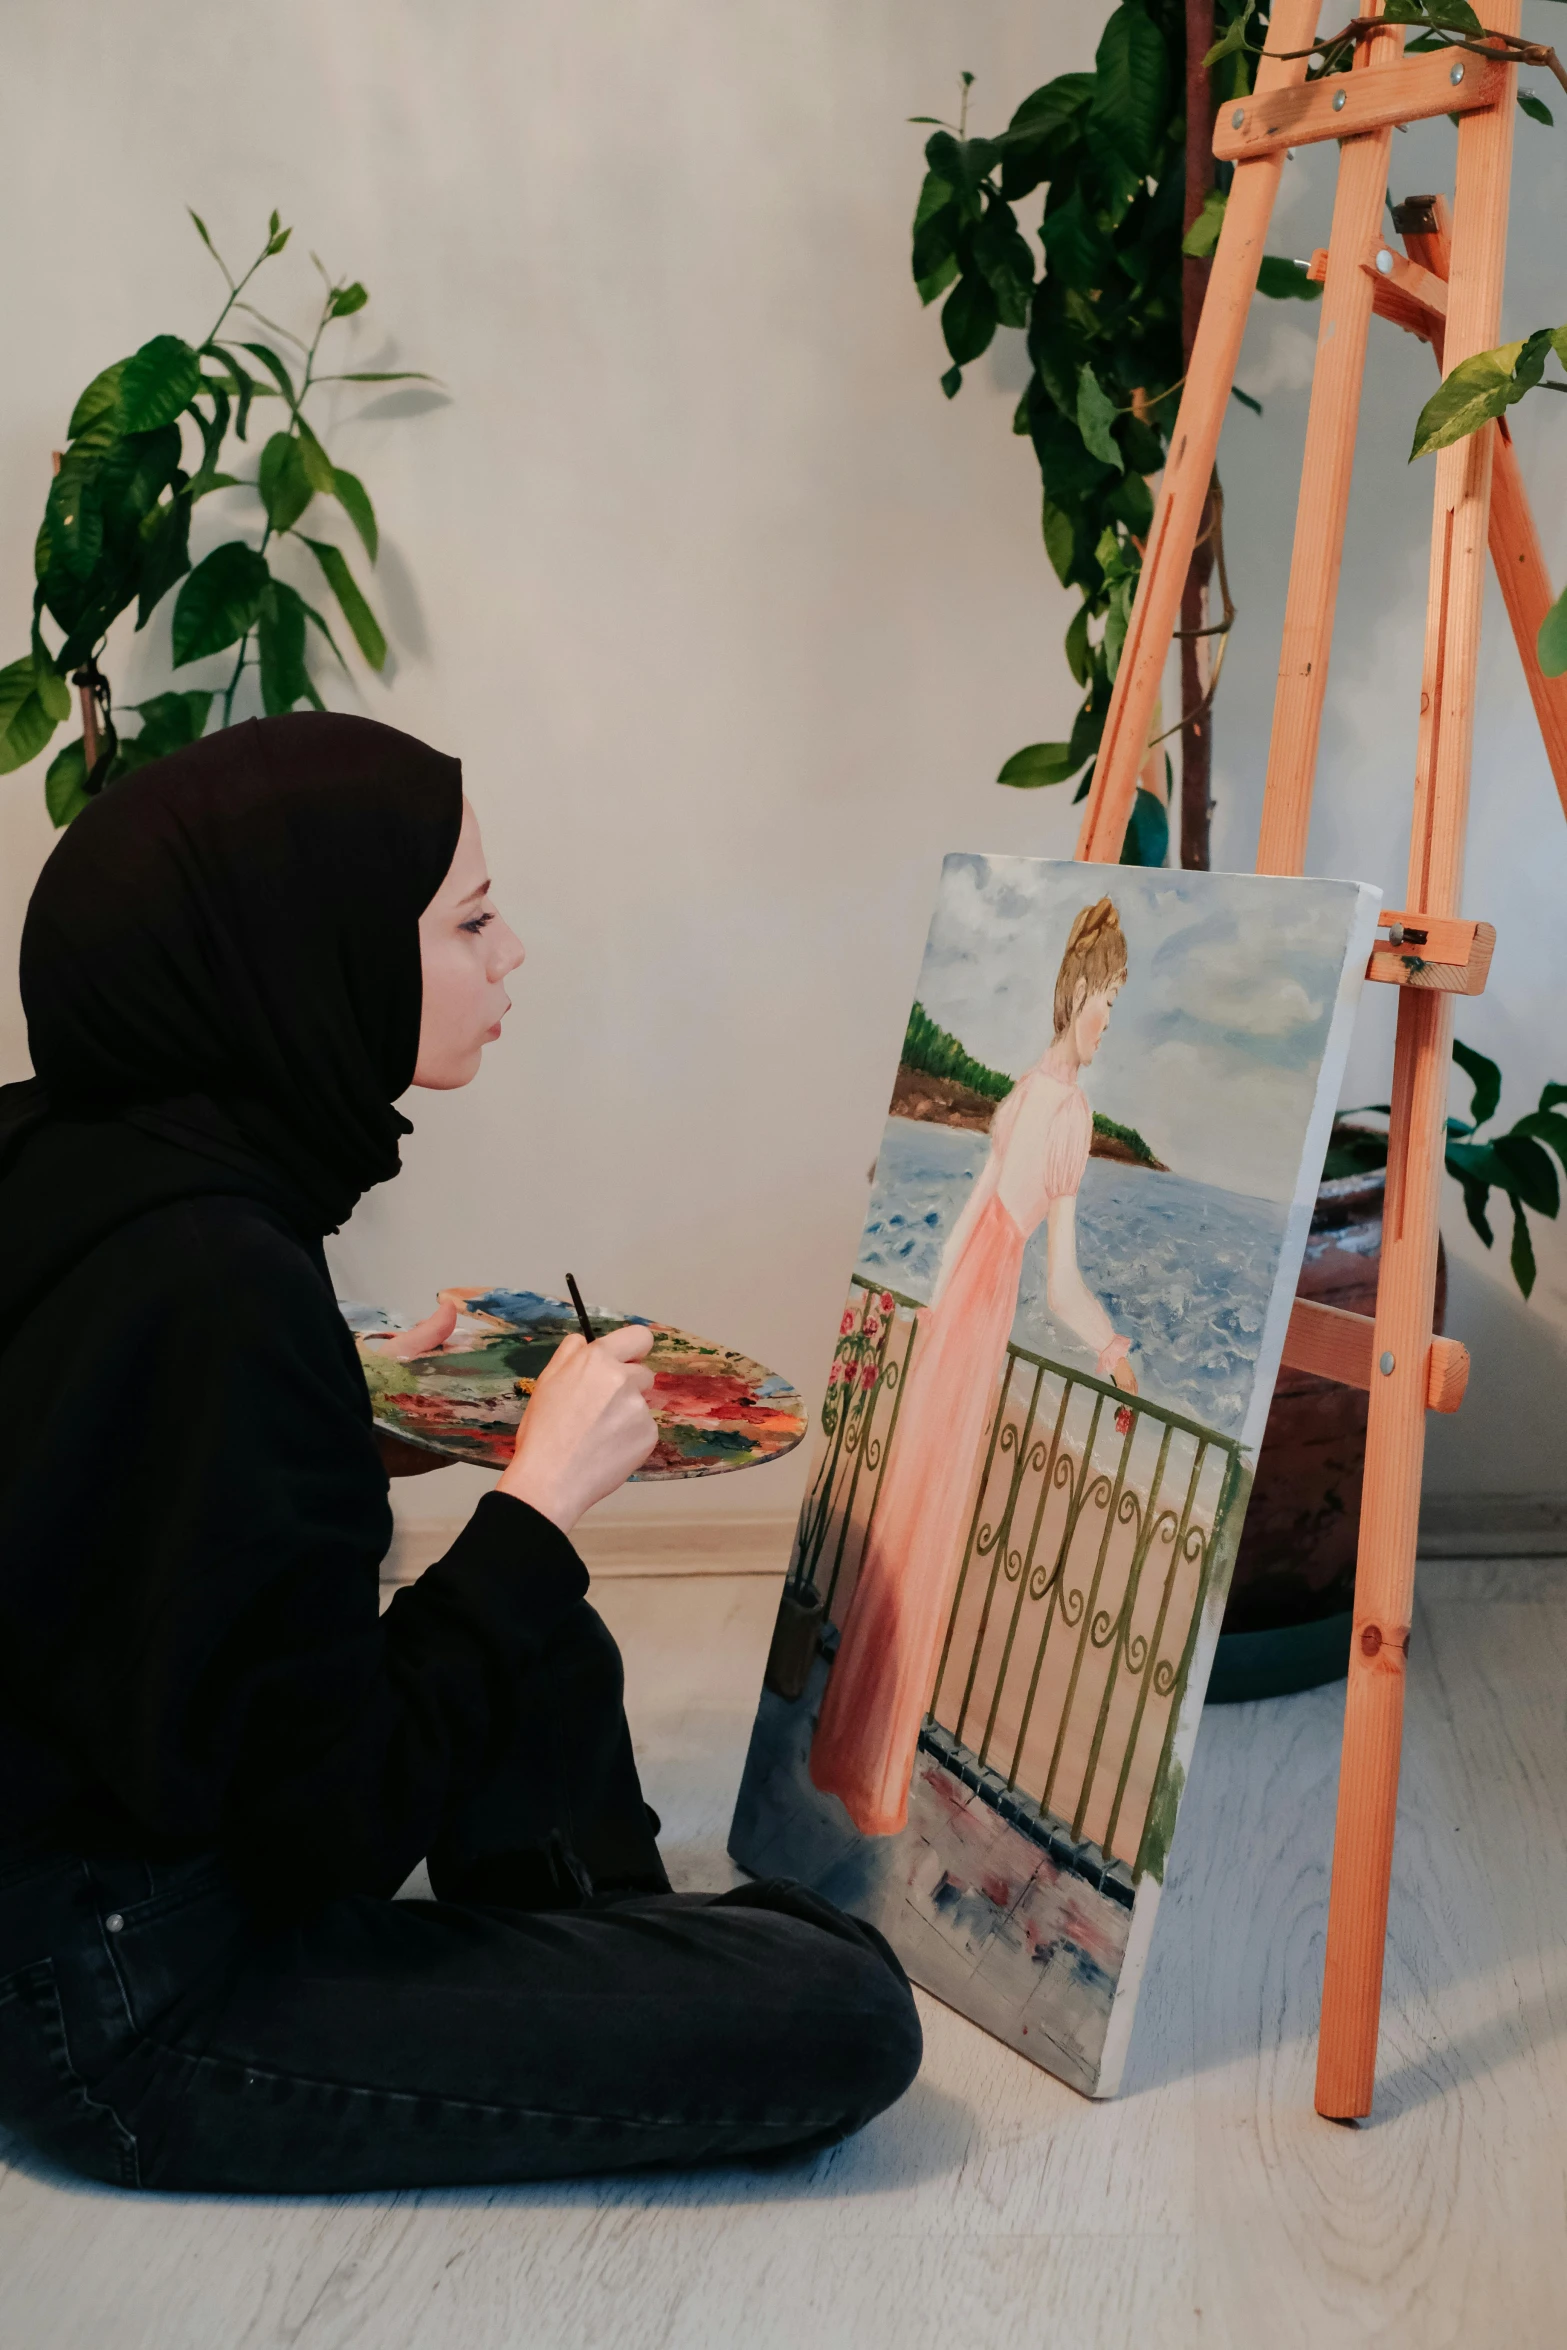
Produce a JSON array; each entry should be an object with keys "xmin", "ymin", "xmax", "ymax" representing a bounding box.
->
[{"xmin": 780, "ymin": 1274, "xmax": 1246, "ymax": 1881}]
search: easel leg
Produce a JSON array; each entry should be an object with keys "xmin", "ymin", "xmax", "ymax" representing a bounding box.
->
[
  {"xmin": 1257, "ymin": 14, "xmax": 1403, "ymax": 878},
  {"xmin": 1314, "ymin": 5, "xmax": 1518, "ymax": 2119},
  {"xmin": 1315, "ymin": 986, "xmax": 1451, "ymax": 2118}
]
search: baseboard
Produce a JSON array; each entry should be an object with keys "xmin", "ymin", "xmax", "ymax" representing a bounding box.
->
[
  {"xmin": 381, "ymin": 1513, "xmax": 797, "ymax": 1585},
  {"xmin": 1418, "ymin": 1493, "xmax": 1567, "ymax": 1557}
]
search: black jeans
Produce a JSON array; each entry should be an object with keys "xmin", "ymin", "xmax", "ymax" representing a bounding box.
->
[{"xmin": 0, "ymin": 1601, "xmax": 921, "ymax": 2193}]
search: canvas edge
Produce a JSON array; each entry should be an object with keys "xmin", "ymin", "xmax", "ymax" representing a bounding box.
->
[
  {"xmin": 1233, "ymin": 875, "xmax": 1385, "ymax": 1460},
  {"xmin": 1097, "ymin": 874, "xmax": 1383, "ymax": 2097}
]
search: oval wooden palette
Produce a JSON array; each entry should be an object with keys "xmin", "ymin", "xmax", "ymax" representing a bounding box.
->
[{"xmin": 355, "ymin": 1286, "xmax": 808, "ymax": 1480}]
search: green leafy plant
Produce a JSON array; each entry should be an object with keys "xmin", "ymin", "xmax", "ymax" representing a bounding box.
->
[
  {"xmin": 0, "ymin": 209, "xmax": 434, "ymax": 824},
  {"xmin": 1329, "ymin": 1041, "xmax": 1567, "ymax": 1294},
  {"xmin": 1411, "ymin": 317, "xmax": 1567, "ymax": 671},
  {"xmin": 910, "ymin": 1, "xmax": 1563, "ymax": 866}
]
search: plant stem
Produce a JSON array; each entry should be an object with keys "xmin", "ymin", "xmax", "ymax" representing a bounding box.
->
[
  {"xmin": 1180, "ymin": 0, "xmax": 1217, "ymax": 871},
  {"xmin": 217, "ymin": 285, "xmax": 335, "ymax": 728}
]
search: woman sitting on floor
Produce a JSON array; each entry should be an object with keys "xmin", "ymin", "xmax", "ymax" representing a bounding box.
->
[{"xmin": 0, "ymin": 712, "xmax": 920, "ymax": 2194}]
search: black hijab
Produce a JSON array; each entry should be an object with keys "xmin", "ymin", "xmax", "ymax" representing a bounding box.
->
[{"xmin": 0, "ymin": 712, "xmax": 463, "ymax": 1331}]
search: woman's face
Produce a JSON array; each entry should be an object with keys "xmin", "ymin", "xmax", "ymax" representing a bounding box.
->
[
  {"xmin": 1071, "ymin": 980, "xmax": 1121, "ymax": 1064},
  {"xmin": 412, "ymin": 799, "xmax": 525, "ymax": 1090}
]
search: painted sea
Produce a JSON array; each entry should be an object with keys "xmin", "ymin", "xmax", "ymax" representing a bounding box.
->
[{"xmin": 858, "ymin": 1117, "xmax": 1289, "ymax": 1442}]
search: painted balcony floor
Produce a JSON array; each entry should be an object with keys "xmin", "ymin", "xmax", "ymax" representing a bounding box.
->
[{"xmin": 2, "ymin": 1552, "xmax": 1563, "ymax": 2350}]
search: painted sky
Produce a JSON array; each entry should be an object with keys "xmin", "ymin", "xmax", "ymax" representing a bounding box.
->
[{"xmin": 910, "ymin": 856, "xmax": 1374, "ymax": 1203}]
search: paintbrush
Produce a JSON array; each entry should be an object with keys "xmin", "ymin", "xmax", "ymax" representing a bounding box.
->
[{"xmin": 564, "ymin": 1272, "xmax": 596, "ymax": 1345}]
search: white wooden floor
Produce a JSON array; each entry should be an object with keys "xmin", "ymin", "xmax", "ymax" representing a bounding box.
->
[{"xmin": 3, "ymin": 1553, "xmax": 1564, "ymax": 2350}]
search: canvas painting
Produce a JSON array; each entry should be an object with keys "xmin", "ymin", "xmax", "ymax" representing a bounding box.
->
[{"xmin": 728, "ymin": 855, "xmax": 1381, "ymax": 2097}]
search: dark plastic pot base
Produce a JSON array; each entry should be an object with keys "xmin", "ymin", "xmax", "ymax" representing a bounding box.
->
[{"xmin": 1205, "ymin": 1608, "xmax": 1353, "ymax": 1704}]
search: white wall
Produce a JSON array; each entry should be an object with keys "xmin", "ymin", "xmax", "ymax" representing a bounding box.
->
[{"xmin": 3, "ymin": 3, "xmax": 1564, "ymax": 1541}]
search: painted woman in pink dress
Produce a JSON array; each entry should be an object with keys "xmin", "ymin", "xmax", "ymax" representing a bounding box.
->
[{"xmin": 809, "ymin": 897, "xmax": 1137, "ymax": 1837}]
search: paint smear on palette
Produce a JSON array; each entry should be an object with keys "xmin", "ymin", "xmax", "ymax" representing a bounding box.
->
[{"xmin": 353, "ymin": 1286, "xmax": 807, "ymax": 1481}]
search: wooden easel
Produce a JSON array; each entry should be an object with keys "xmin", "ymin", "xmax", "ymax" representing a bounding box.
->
[{"xmin": 1076, "ymin": 0, "xmax": 1567, "ymax": 2119}]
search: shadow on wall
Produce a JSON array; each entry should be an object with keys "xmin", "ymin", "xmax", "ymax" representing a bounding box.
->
[{"xmin": 1424, "ymin": 1253, "xmax": 1567, "ymax": 1499}]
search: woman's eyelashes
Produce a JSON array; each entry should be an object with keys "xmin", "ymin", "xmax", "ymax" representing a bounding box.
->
[{"xmin": 459, "ymin": 910, "xmax": 495, "ymax": 936}]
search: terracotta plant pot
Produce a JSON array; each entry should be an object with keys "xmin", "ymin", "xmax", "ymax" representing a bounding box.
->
[{"xmin": 1209, "ymin": 1162, "xmax": 1446, "ymax": 1701}]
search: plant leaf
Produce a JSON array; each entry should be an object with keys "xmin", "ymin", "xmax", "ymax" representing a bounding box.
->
[
  {"xmin": 45, "ymin": 736, "xmax": 91, "ymax": 827},
  {"xmin": 1510, "ymin": 1198, "xmax": 1537, "ymax": 1297},
  {"xmin": 302, "ymin": 539, "xmax": 386, "ymax": 669},
  {"xmin": 1257, "ymin": 255, "xmax": 1322, "ymax": 302},
  {"xmin": 1120, "ymin": 783, "xmax": 1169, "ymax": 868},
  {"xmin": 258, "ymin": 432, "xmax": 315, "ymax": 533},
  {"xmin": 170, "ymin": 540, "xmax": 272, "ymax": 665},
  {"xmin": 293, "ymin": 421, "xmax": 337, "ymax": 496},
  {"xmin": 1453, "ymin": 1036, "xmax": 1502, "ymax": 1128},
  {"xmin": 330, "ymin": 467, "xmax": 377, "ymax": 562},
  {"xmin": 0, "ymin": 656, "xmax": 59, "ymax": 776},
  {"xmin": 1539, "ymin": 583, "xmax": 1567, "ymax": 679},
  {"xmin": 1454, "ymin": 1173, "xmax": 1495, "ymax": 1248},
  {"xmin": 67, "ymin": 361, "xmax": 126, "ymax": 443},
  {"xmin": 1076, "ymin": 366, "xmax": 1124, "ymax": 471},
  {"xmin": 972, "ymin": 191, "xmax": 1035, "ymax": 328},
  {"xmin": 1540, "ymin": 1082, "xmax": 1567, "ymax": 1115},
  {"xmin": 1203, "ymin": 1, "xmax": 1256, "ymax": 68},
  {"xmin": 312, "ymin": 369, "xmax": 439, "ymax": 384},
  {"xmin": 114, "ymin": 690, "xmax": 213, "ymax": 777},
  {"xmin": 1411, "ymin": 341, "xmax": 1525, "ymax": 457},
  {"xmin": 1091, "ymin": 1, "xmax": 1171, "ymax": 178},
  {"xmin": 998, "ymin": 741, "xmax": 1080, "ymax": 789},
  {"xmin": 1181, "ymin": 189, "xmax": 1226, "ymax": 260},
  {"xmin": 257, "ymin": 580, "xmax": 322, "ymax": 715},
  {"xmin": 236, "ymin": 340, "xmax": 299, "ymax": 406},
  {"xmin": 1041, "ymin": 497, "xmax": 1075, "ymax": 586},
  {"xmin": 135, "ymin": 493, "xmax": 193, "ymax": 628},
  {"xmin": 1519, "ymin": 90, "xmax": 1555, "ymax": 126},
  {"xmin": 120, "ymin": 336, "xmax": 203, "ymax": 432},
  {"xmin": 1492, "ymin": 1132, "xmax": 1560, "ymax": 1218},
  {"xmin": 328, "ymin": 281, "xmax": 369, "ymax": 317},
  {"xmin": 1511, "ymin": 1109, "xmax": 1567, "ymax": 1176},
  {"xmin": 941, "ymin": 270, "xmax": 999, "ymax": 365}
]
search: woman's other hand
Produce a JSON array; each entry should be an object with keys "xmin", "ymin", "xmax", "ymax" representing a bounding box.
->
[
  {"xmin": 371, "ymin": 1300, "xmax": 459, "ymax": 1361},
  {"xmin": 499, "ymin": 1325, "xmax": 658, "ymax": 1534},
  {"xmin": 1111, "ymin": 1358, "xmax": 1138, "ymax": 1396}
]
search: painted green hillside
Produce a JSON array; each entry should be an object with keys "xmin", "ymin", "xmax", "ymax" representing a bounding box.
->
[{"xmin": 900, "ymin": 1001, "xmax": 1164, "ymax": 1170}]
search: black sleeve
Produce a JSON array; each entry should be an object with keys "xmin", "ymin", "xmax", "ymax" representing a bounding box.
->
[{"xmin": 24, "ymin": 1198, "xmax": 588, "ymax": 1908}]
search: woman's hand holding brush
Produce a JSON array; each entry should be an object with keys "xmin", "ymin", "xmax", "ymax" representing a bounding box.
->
[{"xmin": 499, "ymin": 1323, "xmax": 658, "ymax": 1534}]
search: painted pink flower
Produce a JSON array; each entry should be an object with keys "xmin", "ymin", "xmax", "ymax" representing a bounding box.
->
[
  {"xmin": 861, "ymin": 1362, "xmax": 878, "ymax": 1391},
  {"xmin": 828, "ymin": 1362, "xmax": 842, "ymax": 1388},
  {"xmin": 1115, "ymin": 1404, "xmax": 1133, "ymax": 1436},
  {"xmin": 862, "ymin": 1314, "xmax": 881, "ymax": 1343},
  {"xmin": 839, "ymin": 1310, "xmax": 855, "ymax": 1336},
  {"xmin": 879, "ymin": 1292, "xmax": 894, "ymax": 1313}
]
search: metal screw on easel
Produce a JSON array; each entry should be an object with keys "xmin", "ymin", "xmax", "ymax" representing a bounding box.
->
[
  {"xmin": 1232, "ymin": 107, "xmax": 1246, "ymax": 129},
  {"xmin": 1333, "ymin": 88, "xmax": 1347, "ymax": 111},
  {"xmin": 1376, "ymin": 249, "xmax": 1395, "ymax": 275},
  {"xmin": 1379, "ymin": 1352, "xmax": 1396, "ymax": 1376},
  {"xmin": 1450, "ymin": 61, "xmax": 1466, "ymax": 85}
]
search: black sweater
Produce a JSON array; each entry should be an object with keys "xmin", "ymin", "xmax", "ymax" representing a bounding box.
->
[{"xmin": 0, "ymin": 1189, "xmax": 587, "ymax": 1908}]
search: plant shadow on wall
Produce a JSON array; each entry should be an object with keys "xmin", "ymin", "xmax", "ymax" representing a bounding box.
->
[
  {"xmin": 0, "ymin": 209, "xmax": 441, "ymax": 824},
  {"xmin": 908, "ymin": 0, "xmax": 1565, "ymax": 870}
]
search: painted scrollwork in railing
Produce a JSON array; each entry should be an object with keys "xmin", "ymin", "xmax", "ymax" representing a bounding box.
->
[{"xmin": 777, "ymin": 1271, "xmax": 1244, "ymax": 1877}]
